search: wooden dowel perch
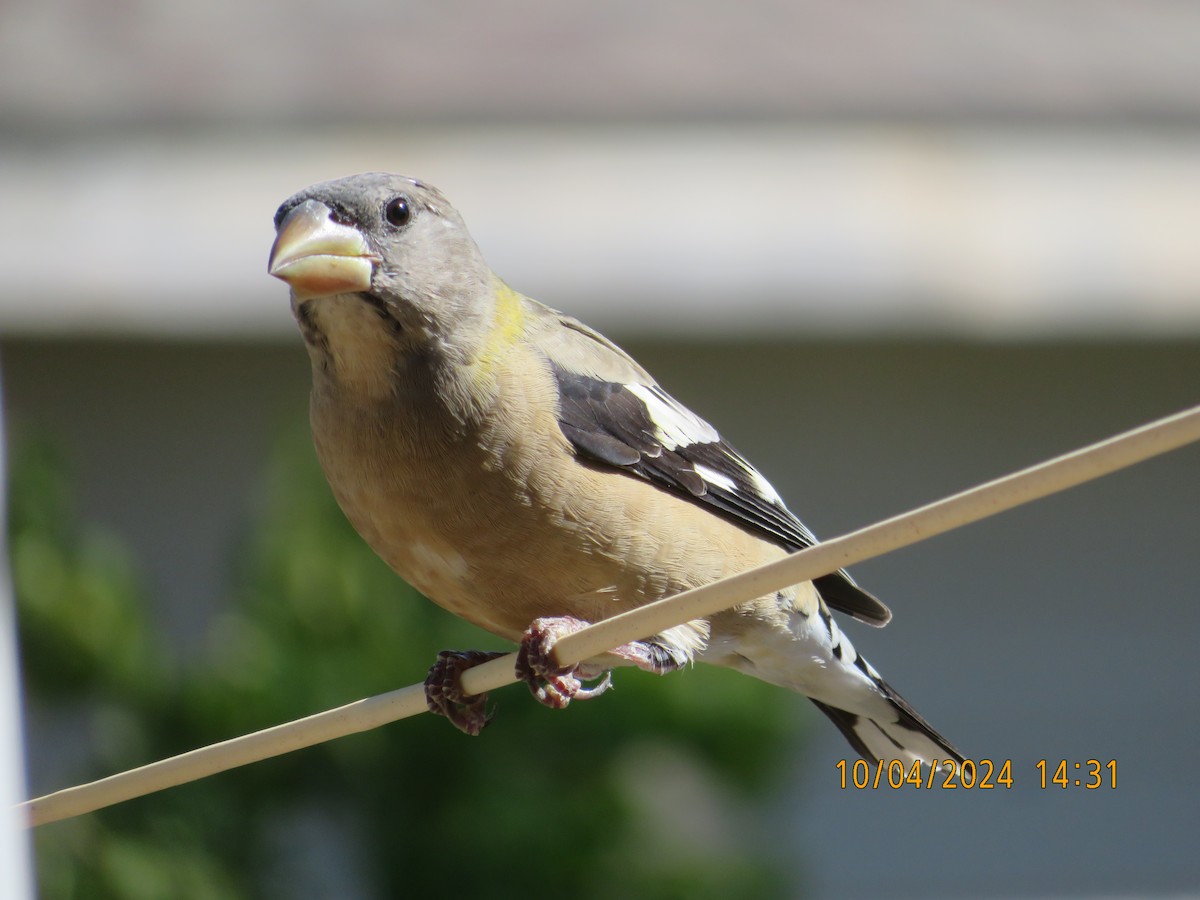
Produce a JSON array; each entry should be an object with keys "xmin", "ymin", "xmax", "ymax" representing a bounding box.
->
[{"xmin": 19, "ymin": 403, "xmax": 1200, "ymax": 828}]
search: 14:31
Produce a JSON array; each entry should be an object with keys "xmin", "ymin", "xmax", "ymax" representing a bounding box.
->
[{"xmin": 1036, "ymin": 759, "xmax": 1116, "ymax": 789}]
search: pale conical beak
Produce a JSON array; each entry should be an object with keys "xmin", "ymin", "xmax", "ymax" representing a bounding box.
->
[{"xmin": 268, "ymin": 199, "xmax": 376, "ymax": 300}]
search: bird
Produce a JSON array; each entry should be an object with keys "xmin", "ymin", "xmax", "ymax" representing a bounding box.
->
[{"xmin": 267, "ymin": 172, "xmax": 962, "ymax": 769}]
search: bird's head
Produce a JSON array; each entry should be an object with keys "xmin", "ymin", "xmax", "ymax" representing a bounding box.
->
[{"xmin": 268, "ymin": 173, "xmax": 492, "ymax": 346}]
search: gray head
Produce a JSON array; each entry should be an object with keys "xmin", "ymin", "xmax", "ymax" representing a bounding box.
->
[{"xmin": 269, "ymin": 173, "xmax": 493, "ymax": 345}]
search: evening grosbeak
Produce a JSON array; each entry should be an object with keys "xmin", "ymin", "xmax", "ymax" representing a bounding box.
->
[{"xmin": 267, "ymin": 173, "xmax": 961, "ymax": 768}]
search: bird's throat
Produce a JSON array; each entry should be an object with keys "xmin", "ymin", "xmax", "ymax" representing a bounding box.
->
[{"xmin": 297, "ymin": 294, "xmax": 407, "ymax": 403}]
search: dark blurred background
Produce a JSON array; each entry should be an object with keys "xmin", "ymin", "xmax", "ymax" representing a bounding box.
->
[{"xmin": 3, "ymin": 2, "xmax": 1200, "ymax": 897}]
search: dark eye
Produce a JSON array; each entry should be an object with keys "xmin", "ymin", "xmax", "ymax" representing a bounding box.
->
[{"xmin": 384, "ymin": 196, "xmax": 412, "ymax": 227}]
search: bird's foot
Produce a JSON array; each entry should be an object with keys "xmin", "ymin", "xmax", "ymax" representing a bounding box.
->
[
  {"xmin": 516, "ymin": 616, "xmax": 615, "ymax": 709},
  {"xmin": 425, "ymin": 649, "xmax": 507, "ymax": 735}
]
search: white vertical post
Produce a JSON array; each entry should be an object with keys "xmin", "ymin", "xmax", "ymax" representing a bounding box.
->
[{"xmin": 0, "ymin": 366, "xmax": 34, "ymax": 897}]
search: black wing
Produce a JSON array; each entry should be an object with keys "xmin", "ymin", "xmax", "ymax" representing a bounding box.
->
[{"xmin": 552, "ymin": 364, "xmax": 891, "ymax": 626}]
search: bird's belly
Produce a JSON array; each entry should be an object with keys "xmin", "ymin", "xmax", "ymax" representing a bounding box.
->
[
  {"xmin": 312, "ymin": 404, "xmax": 786, "ymax": 645},
  {"xmin": 320, "ymin": 462, "xmax": 622, "ymax": 640}
]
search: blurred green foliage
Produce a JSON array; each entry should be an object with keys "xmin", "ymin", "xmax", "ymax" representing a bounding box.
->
[{"xmin": 12, "ymin": 425, "xmax": 804, "ymax": 898}]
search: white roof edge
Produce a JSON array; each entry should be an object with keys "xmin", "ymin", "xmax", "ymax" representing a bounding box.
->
[{"xmin": 4, "ymin": 124, "xmax": 1200, "ymax": 340}]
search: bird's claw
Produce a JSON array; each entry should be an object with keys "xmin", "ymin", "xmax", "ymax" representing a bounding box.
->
[
  {"xmin": 516, "ymin": 616, "xmax": 614, "ymax": 709},
  {"xmin": 425, "ymin": 649, "xmax": 507, "ymax": 735}
]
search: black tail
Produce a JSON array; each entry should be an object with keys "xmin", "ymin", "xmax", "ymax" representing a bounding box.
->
[{"xmin": 811, "ymin": 681, "xmax": 962, "ymax": 768}]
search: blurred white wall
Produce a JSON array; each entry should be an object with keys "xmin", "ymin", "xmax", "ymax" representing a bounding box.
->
[{"xmin": 3, "ymin": 126, "xmax": 1200, "ymax": 339}]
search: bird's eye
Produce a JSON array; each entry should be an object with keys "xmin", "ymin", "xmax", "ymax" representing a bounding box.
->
[{"xmin": 384, "ymin": 196, "xmax": 412, "ymax": 228}]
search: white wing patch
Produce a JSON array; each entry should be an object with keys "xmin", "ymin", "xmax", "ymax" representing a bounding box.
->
[
  {"xmin": 625, "ymin": 384, "xmax": 785, "ymax": 505},
  {"xmin": 747, "ymin": 467, "xmax": 784, "ymax": 505},
  {"xmin": 691, "ymin": 462, "xmax": 738, "ymax": 494},
  {"xmin": 625, "ymin": 383, "xmax": 719, "ymax": 449}
]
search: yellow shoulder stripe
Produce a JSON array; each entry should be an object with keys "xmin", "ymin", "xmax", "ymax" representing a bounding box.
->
[{"xmin": 475, "ymin": 276, "xmax": 527, "ymax": 378}]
